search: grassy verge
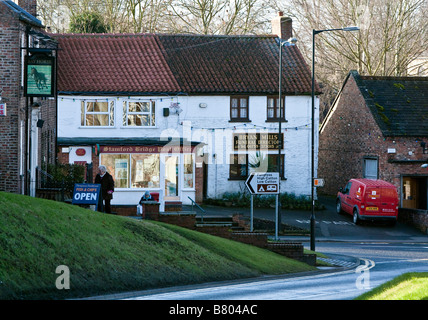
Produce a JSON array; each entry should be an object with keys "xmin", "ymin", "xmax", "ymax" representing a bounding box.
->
[
  {"xmin": 0, "ymin": 192, "xmax": 315, "ymax": 300},
  {"xmin": 355, "ymin": 272, "xmax": 428, "ymax": 300}
]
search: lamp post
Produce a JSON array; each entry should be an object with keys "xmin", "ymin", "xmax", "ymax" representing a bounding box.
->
[
  {"xmin": 278, "ymin": 37, "xmax": 297, "ymax": 238},
  {"xmin": 310, "ymin": 26, "xmax": 359, "ymax": 251}
]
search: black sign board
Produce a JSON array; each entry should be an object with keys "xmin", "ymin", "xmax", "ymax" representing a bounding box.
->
[{"xmin": 233, "ymin": 133, "xmax": 283, "ymax": 150}]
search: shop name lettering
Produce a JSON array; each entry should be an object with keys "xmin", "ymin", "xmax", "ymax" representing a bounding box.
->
[
  {"xmin": 73, "ymin": 187, "xmax": 98, "ymax": 201},
  {"xmin": 29, "ymin": 59, "xmax": 52, "ymax": 65},
  {"xmin": 101, "ymin": 146, "xmax": 193, "ymax": 153},
  {"xmin": 234, "ymin": 133, "xmax": 283, "ymax": 150}
]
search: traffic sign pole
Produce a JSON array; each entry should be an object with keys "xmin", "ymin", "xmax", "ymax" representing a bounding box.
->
[{"xmin": 250, "ymin": 195, "xmax": 254, "ymax": 232}]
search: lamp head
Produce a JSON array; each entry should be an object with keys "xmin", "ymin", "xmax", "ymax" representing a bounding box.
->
[{"xmin": 342, "ymin": 26, "xmax": 360, "ymax": 32}]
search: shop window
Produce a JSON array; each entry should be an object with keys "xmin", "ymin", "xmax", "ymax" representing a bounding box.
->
[
  {"xmin": 81, "ymin": 101, "xmax": 115, "ymax": 126},
  {"xmin": 183, "ymin": 154, "xmax": 194, "ymax": 189},
  {"xmin": 230, "ymin": 96, "xmax": 249, "ymax": 122},
  {"xmin": 100, "ymin": 154, "xmax": 129, "ymax": 188},
  {"xmin": 123, "ymin": 101, "xmax": 155, "ymax": 127},
  {"xmin": 131, "ymin": 154, "xmax": 160, "ymax": 188},
  {"xmin": 101, "ymin": 153, "xmax": 161, "ymax": 189},
  {"xmin": 267, "ymin": 96, "xmax": 285, "ymax": 121}
]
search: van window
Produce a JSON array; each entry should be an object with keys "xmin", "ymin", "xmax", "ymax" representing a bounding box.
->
[{"xmin": 343, "ymin": 182, "xmax": 352, "ymax": 194}]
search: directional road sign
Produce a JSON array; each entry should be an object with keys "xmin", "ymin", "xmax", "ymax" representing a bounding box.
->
[{"xmin": 245, "ymin": 172, "xmax": 280, "ymax": 195}]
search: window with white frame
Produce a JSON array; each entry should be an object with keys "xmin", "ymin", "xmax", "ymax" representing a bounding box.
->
[
  {"xmin": 123, "ymin": 101, "xmax": 155, "ymax": 127},
  {"xmin": 81, "ymin": 100, "xmax": 115, "ymax": 126}
]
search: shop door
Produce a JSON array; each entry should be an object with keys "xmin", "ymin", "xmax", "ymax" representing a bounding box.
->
[
  {"xmin": 162, "ymin": 155, "xmax": 180, "ymax": 201},
  {"xmin": 402, "ymin": 176, "xmax": 428, "ymax": 209}
]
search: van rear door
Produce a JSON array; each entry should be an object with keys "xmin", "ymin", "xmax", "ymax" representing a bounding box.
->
[
  {"xmin": 364, "ymin": 187, "xmax": 382, "ymax": 215},
  {"xmin": 364, "ymin": 186, "xmax": 398, "ymax": 216},
  {"xmin": 379, "ymin": 187, "xmax": 399, "ymax": 217}
]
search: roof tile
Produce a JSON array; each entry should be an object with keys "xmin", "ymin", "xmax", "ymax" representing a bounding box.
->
[{"xmin": 54, "ymin": 33, "xmax": 314, "ymax": 95}]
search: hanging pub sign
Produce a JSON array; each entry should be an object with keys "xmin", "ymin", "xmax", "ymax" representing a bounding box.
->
[{"xmin": 24, "ymin": 50, "xmax": 55, "ymax": 97}]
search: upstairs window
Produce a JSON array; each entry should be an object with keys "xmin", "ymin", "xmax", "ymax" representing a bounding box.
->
[
  {"xmin": 123, "ymin": 101, "xmax": 155, "ymax": 127},
  {"xmin": 81, "ymin": 101, "xmax": 115, "ymax": 127},
  {"xmin": 267, "ymin": 96, "xmax": 285, "ymax": 121},
  {"xmin": 230, "ymin": 96, "xmax": 249, "ymax": 122}
]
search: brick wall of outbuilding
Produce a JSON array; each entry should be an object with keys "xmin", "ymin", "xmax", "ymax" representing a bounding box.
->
[{"xmin": 318, "ymin": 74, "xmax": 428, "ymax": 200}]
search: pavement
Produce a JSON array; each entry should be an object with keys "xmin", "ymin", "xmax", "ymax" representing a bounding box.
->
[{"xmin": 185, "ymin": 195, "xmax": 428, "ymax": 244}]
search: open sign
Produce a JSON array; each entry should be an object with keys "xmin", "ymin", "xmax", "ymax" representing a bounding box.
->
[{"xmin": 72, "ymin": 183, "xmax": 101, "ymax": 210}]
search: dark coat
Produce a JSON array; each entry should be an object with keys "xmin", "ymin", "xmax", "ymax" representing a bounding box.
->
[
  {"xmin": 95, "ymin": 172, "xmax": 115, "ymax": 199},
  {"xmin": 139, "ymin": 194, "xmax": 153, "ymax": 205}
]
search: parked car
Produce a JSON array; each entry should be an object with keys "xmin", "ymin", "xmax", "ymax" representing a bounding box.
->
[{"xmin": 336, "ymin": 179, "xmax": 399, "ymax": 225}]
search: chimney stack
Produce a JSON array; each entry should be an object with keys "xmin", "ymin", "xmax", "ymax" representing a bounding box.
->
[
  {"xmin": 18, "ymin": 0, "xmax": 37, "ymax": 17},
  {"xmin": 271, "ymin": 12, "xmax": 293, "ymax": 40}
]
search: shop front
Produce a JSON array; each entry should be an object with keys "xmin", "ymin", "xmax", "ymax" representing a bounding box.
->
[{"xmin": 59, "ymin": 139, "xmax": 203, "ymax": 213}]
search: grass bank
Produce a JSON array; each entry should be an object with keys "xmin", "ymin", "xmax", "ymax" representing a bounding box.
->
[
  {"xmin": 355, "ymin": 272, "xmax": 428, "ymax": 300},
  {"xmin": 0, "ymin": 192, "xmax": 315, "ymax": 300}
]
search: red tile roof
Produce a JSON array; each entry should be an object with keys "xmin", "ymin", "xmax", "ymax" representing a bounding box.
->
[
  {"xmin": 54, "ymin": 33, "xmax": 314, "ymax": 95},
  {"xmin": 55, "ymin": 33, "xmax": 180, "ymax": 94}
]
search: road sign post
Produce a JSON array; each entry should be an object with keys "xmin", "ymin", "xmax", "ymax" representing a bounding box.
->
[{"xmin": 245, "ymin": 172, "xmax": 280, "ymax": 239}]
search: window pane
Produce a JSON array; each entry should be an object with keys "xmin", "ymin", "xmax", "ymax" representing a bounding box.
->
[
  {"xmin": 87, "ymin": 102, "xmax": 108, "ymax": 112},
  {"xmin": 81, "ymin": 101, "xmax": 85, "ymax": 126},
  {"xmin": 231, "ymin": 108, "xmax": 238, "ymax": 118},
  {"xmin": 231, "ymin": 98, "xmax": 238, "ymax": 108},
  {"xmin": 110, "ymin": 101, "xmax": 115, "ymax": 126},
  {"xmin": 131, "ymin": 154, "xmax": 160, "ymax": 188},
  {"xmin": 94, "ymin": 114, "xmax": 108, "ymax": 126},
  {"xmin": 100, "ymin": 154, "xmax": 129, "ymax": 188},
  {"xmin": 183, "ymin": 154, "xmax": 194, "ymax": 188},
  {"xmin": 240, "ymin": 107, "xmax": 247, "ymax": 118},
  {"xmin": 364, "ymin": 159, "xmax": 378, "ymax": 179},
  {"xmin": 129, "ymin": 102, "xmax": 150, "ymax": 112},
  {"xmin": 230, "ymin": 154, "xmax": 247, "ymax": 178}
]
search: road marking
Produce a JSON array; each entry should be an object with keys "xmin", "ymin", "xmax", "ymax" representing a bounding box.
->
[{"xmin": 295, "ymin": 219, "xmax": 352, "ymax": 225}]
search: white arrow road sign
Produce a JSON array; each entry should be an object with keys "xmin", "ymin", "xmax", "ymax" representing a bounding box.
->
[{"xmin": 245, "ymin": 172, "xmax": 280, "ymax": 195}]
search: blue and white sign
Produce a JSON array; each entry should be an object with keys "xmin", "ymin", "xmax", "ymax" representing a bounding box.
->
[{"xmin": 72, "ymin": 183, "xmax": 101, "ymax": 210}]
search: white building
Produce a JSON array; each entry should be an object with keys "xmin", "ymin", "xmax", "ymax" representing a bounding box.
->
[{"xmin": 54, "ymin": 15, "xmax": 320, "ymax": 212}]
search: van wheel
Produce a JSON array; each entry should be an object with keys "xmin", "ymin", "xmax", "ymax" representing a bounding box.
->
[
  {"xmin": 336, "ymin": 200, "xmax": 343, "ymax": 215},
  {"xmin": 353, "ymin": 210, "xmax": 360, "ymax": 225}
]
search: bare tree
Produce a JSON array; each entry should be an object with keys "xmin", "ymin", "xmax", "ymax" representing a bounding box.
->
[{"xmin": 269, "ymin": 0, "xmax": 428, "ymax": 119}]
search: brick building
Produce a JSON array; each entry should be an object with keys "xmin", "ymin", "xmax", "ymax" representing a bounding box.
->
[
  {"xmin": 0, "ymin": 0, "xmax": 57, "ymax": 195},
  {"xmin": 319, "ymin": 70, "xmax": 428, "ymax": 209}
]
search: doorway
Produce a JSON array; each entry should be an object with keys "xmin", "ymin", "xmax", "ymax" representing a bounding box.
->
[
  {"xmin": 163, "ymin": 155, "xmax": 180, "ymax": 201},
  {"xmin": 402, "ymin": 176, "xmax": 428, "ymax": 209}
]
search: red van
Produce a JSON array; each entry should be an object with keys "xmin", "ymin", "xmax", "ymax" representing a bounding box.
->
[{"xmin": 336, "ymin": 179, "xmax": 399, "ymax": 225}]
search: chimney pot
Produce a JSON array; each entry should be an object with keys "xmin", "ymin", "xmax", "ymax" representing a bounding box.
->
[{"xmin": 271, "ymin": 13, "xmax": 293, "ymax": 40}]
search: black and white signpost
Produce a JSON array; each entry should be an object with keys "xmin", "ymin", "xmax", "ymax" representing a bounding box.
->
[{"xmin": 245, "ymin": 172, "xmax": 280, "ymax": 238}]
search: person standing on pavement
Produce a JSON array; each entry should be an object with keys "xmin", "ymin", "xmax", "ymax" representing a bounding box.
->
[{"xmin": 95, "ymin": 165, "xmax": 115, "ymax": 213}]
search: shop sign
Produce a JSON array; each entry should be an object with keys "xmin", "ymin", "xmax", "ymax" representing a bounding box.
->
[
  {"xmin": 75, "ymin": 148, "xmax": 86, "ymax": 156},
  {"xmin": 72, "ymin": 183, "xmax": 101, "ymax": 210},
  {"xmin": 233, "ymin": 133, "xmax": 283, "ymax": 150},
  {"xmin": 100, "ymin": 145, "xmax": 194, "ymax": 154}
]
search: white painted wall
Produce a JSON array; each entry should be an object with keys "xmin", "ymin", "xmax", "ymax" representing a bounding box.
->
[{"xmin": 58, "ymin": 94, "xmax": 319, "ymax": 202}]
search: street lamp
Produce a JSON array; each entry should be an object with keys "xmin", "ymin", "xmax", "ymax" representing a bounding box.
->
[
  {"xmin": 310, "ymin": 26, "xmax": 359, "ymax": 251},
  {"xmin": 277, "ymin": 37, "xmax": 297, "ymax": 239}
]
